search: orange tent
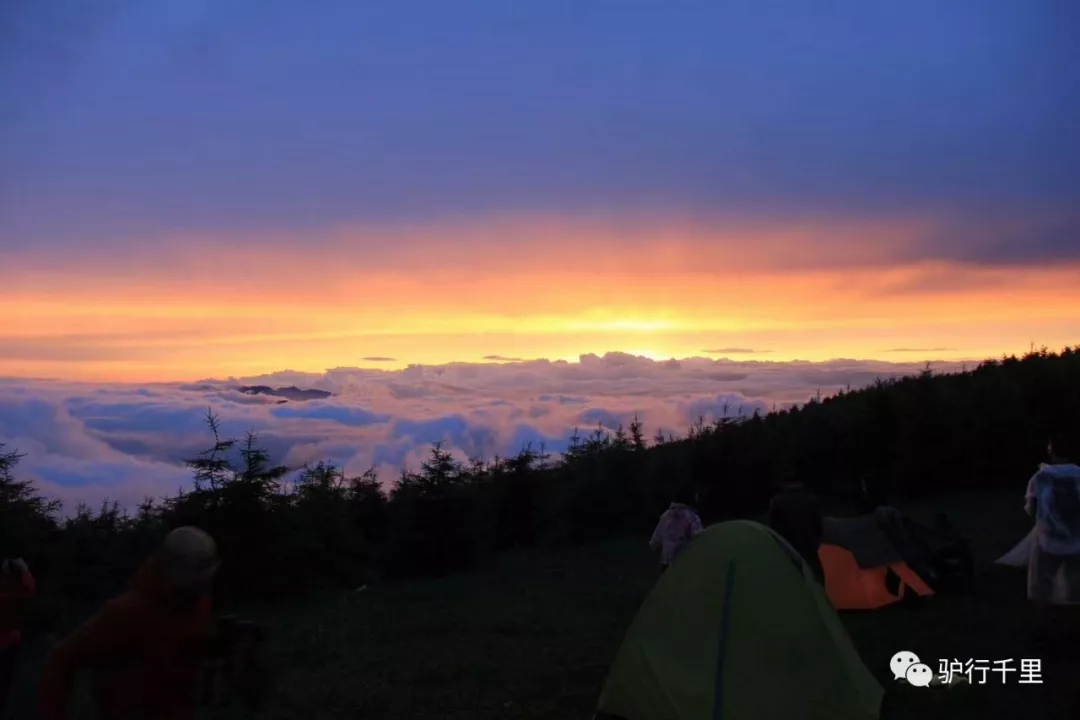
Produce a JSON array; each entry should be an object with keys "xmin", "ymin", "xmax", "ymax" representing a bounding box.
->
[{"xmin": 818, "ymin": 513, "xmax": 935, "ymax": 610}]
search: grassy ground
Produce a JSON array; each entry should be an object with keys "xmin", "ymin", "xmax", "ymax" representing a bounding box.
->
[{"xmin": 6, "ymin": 490, "xmax": 1076, "ymax": 719}]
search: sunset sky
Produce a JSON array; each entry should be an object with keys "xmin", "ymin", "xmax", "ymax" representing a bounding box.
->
[{"xmin": 3, "ymin": 0, "xmax": 1078, "ymax": 382}]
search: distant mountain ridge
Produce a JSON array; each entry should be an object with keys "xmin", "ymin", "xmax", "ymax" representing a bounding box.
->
[{"xmin": 236, "ymin": 385, "xmax": 332, "ymax": 401}]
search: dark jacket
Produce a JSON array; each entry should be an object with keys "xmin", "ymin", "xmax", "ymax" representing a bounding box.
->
[{"xmin": 767, "ymin": 485, "xmax": 824, "ymax": 558}]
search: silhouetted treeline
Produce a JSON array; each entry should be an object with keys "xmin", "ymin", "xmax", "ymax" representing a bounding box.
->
[{"xmin": 2, "ymin": 345, "xmax": 1078, "ymax": 627}]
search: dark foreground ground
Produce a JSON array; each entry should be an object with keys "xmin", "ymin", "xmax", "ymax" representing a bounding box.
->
[{"xmin": 6, "ymin": 490, "xmax": 1075, "ymax": 719}]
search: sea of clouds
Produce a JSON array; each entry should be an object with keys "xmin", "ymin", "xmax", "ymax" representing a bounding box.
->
[{"xmin": 0, "ymin": 353, "xmax": 970, "ymax": 513}]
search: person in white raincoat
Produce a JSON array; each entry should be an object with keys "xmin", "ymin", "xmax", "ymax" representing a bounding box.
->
[
  {"xmin": 648, "ymin": 491, "xmax": 704, "ymax": 571},
  {"xmin": 996, "ymin": 497, "xmax": 1041, "ymax": 567},
  {"xmin": 1023, "ymin": 430, "xmax": 1080, "ymax": 642}
]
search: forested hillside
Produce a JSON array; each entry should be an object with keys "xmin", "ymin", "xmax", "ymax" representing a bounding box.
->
[{"xmin": 1, "ymin": 346, "xmax": 1077, "ymax": 623}]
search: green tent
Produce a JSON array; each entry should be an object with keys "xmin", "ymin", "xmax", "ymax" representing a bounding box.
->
[{"xmin": 595, "ymin": 520, "xmax": 884, "ymax": 720}]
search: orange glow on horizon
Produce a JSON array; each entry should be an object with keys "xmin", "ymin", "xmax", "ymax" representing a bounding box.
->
[{"xmin": 4, "ymin": 215, "xmax": 1079, "ymax": 383}]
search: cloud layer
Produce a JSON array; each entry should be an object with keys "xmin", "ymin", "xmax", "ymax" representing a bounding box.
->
[{"xmin": 0, "ymin": 354, "xmax": 973, "ymax": 513}]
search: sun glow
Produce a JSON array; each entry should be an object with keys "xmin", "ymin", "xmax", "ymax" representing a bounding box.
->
[
  {"xmin": 4, "ymin": 213, "xmax": 1080, "ymax": 382},
  {"xmin": 565, "ymin": 318, "xmax": 684, "ymax": 333},
  {"xmin": 623, "ymin": 349, "xmax": 672, "ymax": 361}
]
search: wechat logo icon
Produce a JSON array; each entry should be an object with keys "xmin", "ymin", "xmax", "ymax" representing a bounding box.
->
[{"xmin": 890, "ymin": 650, "xmax": 932, "ymax": 687}]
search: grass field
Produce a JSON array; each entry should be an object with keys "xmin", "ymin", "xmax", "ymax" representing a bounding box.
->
[{"xmin": 6, "ymin": 490, "xmax": 1076, "ymax": 719}]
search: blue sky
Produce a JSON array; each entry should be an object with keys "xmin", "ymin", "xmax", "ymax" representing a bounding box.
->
[{"xmin": 3, "ymin": 0, "xmax": 1077, "ymax": 253}]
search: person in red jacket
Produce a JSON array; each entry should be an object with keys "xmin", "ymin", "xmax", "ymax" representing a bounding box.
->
[
  {"xmin": 38, "ymin": 527, "xmax": 220, "ymax": 720},
  {"xmin": 0, "ymin": 556, "xmax": 35, "ymax": 714}
]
